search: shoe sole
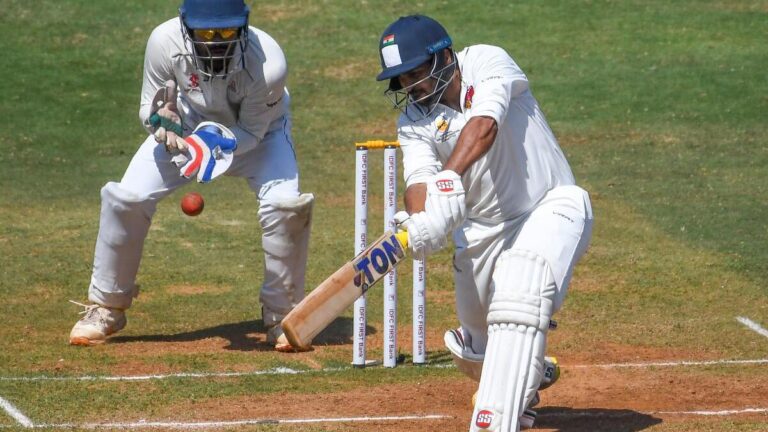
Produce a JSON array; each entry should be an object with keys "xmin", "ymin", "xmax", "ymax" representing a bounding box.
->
[{"xmin": 69, "ymin": 336, "xmax": 105, "ymax": 346}]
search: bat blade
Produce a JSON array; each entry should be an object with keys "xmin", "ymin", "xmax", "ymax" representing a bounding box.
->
[{"xmin": 281, "ymin": 230, "xmax": 409, "ymax": 350}]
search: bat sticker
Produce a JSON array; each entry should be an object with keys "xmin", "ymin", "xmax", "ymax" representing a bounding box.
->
[{"xmin": 352, "ymin": 233, "xmax": 406, "ymax": 293}]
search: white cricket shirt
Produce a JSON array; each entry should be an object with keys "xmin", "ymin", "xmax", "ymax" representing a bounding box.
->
[{"xmin": 398, "ymin": 44, "xmax": 576, "ymax": 223}]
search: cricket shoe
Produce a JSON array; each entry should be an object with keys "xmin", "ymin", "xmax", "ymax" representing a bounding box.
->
[{"xmin": 68, "ymin": 301, "xmax": 126, "ymax": 346}]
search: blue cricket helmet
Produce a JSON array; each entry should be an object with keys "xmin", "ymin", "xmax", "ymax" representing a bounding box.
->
[
  {"xmin": 376, "ymin": 15, "xmax": 452, "ymax": 81},
  {"xmin": 178, "ymin": 0, "xmax": 250, "ymax": 79},
  {"xmin": 179, "ymin": 0, "xmax": 250, "ymax": 29}
]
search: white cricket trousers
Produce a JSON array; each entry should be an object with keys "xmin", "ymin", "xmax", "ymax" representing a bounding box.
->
[
  {"xmin": 452, "ymin": 185, "xmax": 594, "ymax": 354},
  {"xmin": 88, "ymin": 115, "xmax": 303, "ymax": 312}
]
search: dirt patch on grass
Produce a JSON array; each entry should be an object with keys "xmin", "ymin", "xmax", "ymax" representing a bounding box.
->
[
  {"xmin": 161, "ymin": 378, "xmax": 473, "ymax": 431},
  {"xmin": 321, "ymin": 60, "xmax": 377, "ymax": 81},
  {"xmin": 71, "ymin": 319, "xmax": 766, "ymax": 430},
  {"xmin": 155, "ymin": 366, "xmax": 768, "ymax": 432},
  {"xmin": 166, "ymin": 284, "xmax": 233, "ymax": 296},
  {"xmin": 86, "ymin": 331, "xmax": 768, "ymax": 430}
]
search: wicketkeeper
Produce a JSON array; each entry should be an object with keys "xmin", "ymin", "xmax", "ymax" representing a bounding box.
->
[
  {"xmin": 377, "ymin": 15, "xmax": 594, "ymax": 431},
  {"xmin": 69, "ymin": 0, "xmax": 313, "ymax": 351}
]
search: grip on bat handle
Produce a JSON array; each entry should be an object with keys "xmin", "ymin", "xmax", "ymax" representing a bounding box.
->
[{"xmin": 395, "ymin": 230, "xmax": 408, "ymax": 249}]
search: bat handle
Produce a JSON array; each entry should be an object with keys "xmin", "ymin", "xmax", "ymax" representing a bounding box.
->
[{"xmin": 395, "ymin": 230, "xmax": 408, "ymax": 248}]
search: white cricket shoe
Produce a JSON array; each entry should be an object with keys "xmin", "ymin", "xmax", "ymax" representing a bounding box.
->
[
  {"xmin": 266, "ymin": 324, "xmax": 289, "ymax": 351},
  {"xmin": 69, "ymin": 301, "xmax": 126, "ymax": 346}
]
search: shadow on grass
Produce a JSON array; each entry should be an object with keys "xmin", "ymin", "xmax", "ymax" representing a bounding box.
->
[
  {"xmin": 109, "ymin": 317, "xmax": 377, "ymax": 351},
  {"xmin": 536, "ymin": 407, "xmax": 661, "ymax": 432}
]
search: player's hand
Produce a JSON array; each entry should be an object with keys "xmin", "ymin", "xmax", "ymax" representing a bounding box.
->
[
  {"xmin": 149, "ymin": 80, "xmax": 184, "ymax": 152},
  {"xmin": 403, "ymin": 212, "xmax": 447, "ymax": 260},
  {"xmin": 178, "ymin": 122, "xmax": 238, "ymax": 183},
  {"xmin": 393, "ymin": 210, "xmax": 411, "ymax": 230},
  {"xmin": 395, "ymin": 208, "xmax": 449, "ymax": 260},
  {"xmin": 425, "ymin": 170, "xmax": 466, "ymax": 230},
  {"xmin": 401, "ymin": 170, "xmax": 467, "ymax": 259}
]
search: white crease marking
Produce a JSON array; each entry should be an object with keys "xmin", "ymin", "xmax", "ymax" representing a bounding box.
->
[
  {"xmin": 737, "ymin": 316, "xmax": 768, "ymax": 339},
  {"xmin": 0, "ymin": 396, "xmax": 34, "ymax": 428}
]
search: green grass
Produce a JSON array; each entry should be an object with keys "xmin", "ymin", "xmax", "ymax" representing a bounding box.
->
[{"xmin": 1, "ymin": 0, "xmax": 767, "ymax": 430}]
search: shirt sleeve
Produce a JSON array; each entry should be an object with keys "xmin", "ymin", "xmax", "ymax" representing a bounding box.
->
[
  {"xmin": 465, "ymin": 45, "xmax": 529, "ymax": 124},
  {"xmin": 139, "ymin": 24, "xmax": 176, "ymax": 133},
  {"xmin": 231, "ymin": 30, "xmax": 289, "ymax": 155},
  {"xmin": 398, "ymin": 118, "xmax": 441, "ymax": 187}
]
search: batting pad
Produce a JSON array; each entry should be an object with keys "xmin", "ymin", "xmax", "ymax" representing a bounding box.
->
[{"xmin": 470, "ymin": 250, "xmax": 556, "ymax": 432}]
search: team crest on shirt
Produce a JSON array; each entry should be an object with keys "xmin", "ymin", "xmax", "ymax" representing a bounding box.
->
[
  {"xmin": 464, "ymin": 85, "xmax": 474, "ymax": 109},
  {"xmin": 434, "ymin": 113, "xmax": 451, "ymax": 142},
  {"xmin": 188, "ymin": 73, "xmax": 200, "ymax": 91},
  {"xmin": 435, "ymin": 115, "xmax": 449, "ymax": 133}
]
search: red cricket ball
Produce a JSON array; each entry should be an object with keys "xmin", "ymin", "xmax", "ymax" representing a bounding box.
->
[{"xmin": 181, "ymin": 192, "xmax": 204, "ymax": 216}]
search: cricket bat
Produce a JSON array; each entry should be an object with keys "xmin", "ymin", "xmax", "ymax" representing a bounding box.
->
[{"xmin": 281, "ymin": 230, "xmax": 409, "ymax": 350}]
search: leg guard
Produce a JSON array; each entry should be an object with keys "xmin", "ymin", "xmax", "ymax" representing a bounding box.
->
[
  {"xmin": 258, "ymin": 193, "xmax": 314, "ymax": 326},
  {"xmin": 448, "ymin": 326, "xmax": 560, "ymax": 387},
  {"xmin": 89, "ymin": 182, "xmax": 156, "ymax": 309},
  {"xmin": 471, "ymin": 250, "xmax": 556, "ymax": 432}
]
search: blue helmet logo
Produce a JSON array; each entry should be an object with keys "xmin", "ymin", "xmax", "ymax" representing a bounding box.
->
[{"xmin": 376, "ymin": 15, "xmax": 452, "ymax": 81}]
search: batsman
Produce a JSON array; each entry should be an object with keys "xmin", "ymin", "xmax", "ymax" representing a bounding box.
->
[
  {"xmin": 69, "ymin": 0, "xmax": 313, "ymax": 351},
  {"xmin": 376, "ymin": 16, "xmax": 594, "ymax": 431}
]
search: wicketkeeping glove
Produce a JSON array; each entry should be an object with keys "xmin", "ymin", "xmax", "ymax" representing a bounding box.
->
[
  {"xmin": 178, "ymin": 122, "xmax": 238, "ymax": 183},
  {"xmin": 149, "ymin": 80, "xmax": 184, "ymax": 152}
]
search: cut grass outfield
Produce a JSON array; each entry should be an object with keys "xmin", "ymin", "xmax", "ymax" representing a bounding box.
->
[{"xmin": 0, "ymin": 0, "xmax": 767, "ymax": 430}]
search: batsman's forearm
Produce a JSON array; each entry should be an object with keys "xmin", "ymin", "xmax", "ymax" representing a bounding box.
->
[
  {"xmin": 405, "ymin": 184, "xmax": 427, "ymax": 214},
  {"xmin": 443, "ymin": 115, "xmax": 498, "ymax": 175}
]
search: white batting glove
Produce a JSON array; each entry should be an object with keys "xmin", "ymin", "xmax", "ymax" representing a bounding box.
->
[
  {"xmin": 391, "ymin": 171, "xmax": 466, "ymax": 259},
  {"xmin": 149, "ymin": 80, "xmax": 184, "ymax": 152},
  {"xmin": 405, "ymin": 211, "xmax": 448, "ymax": 260},
  {"xmin": 425, "ymin": 170, "xmax": 467, "ymax": 231},
  {"xmin": 401, "ymin": 170, "xmax": 467, "ymax": 259},
  {"xmin": 393, "ymin": 210, "xmax": 410, "ymax": 230}
]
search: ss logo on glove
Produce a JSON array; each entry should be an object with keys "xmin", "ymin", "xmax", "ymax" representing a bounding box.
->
[{"xmin": 435, "ymin": 179, "xmax": 454, "ymax": 192}]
